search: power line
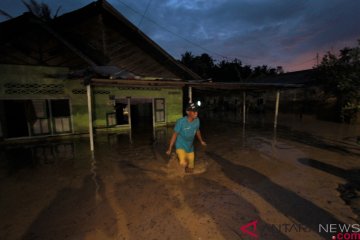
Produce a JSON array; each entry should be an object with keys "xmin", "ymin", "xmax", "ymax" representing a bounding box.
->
[
  {"xmin": 114, "ymin": 0, "xmax": 323, "ymax": 70},
  {"xmin": 115, "ymin": 0, "xmax": 234, "ymax": 60},
  {"xmin": 137, "ymin": 0, "xmax": 152, "ymax": 28}
]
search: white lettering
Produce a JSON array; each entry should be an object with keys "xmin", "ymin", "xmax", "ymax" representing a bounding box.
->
[
  {"xmin": 339, "ymin": 224, "xmax": 351, "ymax": 232},
  {"xmin": 330, "ymin": 224, "xmax": 337, "ymax": 233},
  {"xmin": 352, "ymin": 224, "xmax": 360, "ymax": 233},
  {"xmin": 319, "ymin": 224, "xmax": 328, "ymax": 233}
]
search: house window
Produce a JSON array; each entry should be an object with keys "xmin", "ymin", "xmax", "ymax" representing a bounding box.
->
[
  {"xmin": 31, "ymin": 100, "xmax": 50, "ymax": 135},
  {"xmin": 106, "ymin": 112, "xmax": 117, "ymax": 127},
  {"xmin": 154, "ymin": 98, "xmax": 165, "ymax": 122},
  {"xmin": 114, "ymin": 99, "xmax": 130, "ymax": 125},
  {"xmin": 33, "ymin": 100, "xmax": 47, "ymax": 118},
  {"xmin": 1, "ymin": 99, "xmax": 72, "ymax": 139},
  {"xmin": 50, "ymin": 100, "xmax": 71, "ymax": 133},
  {"xmin": 32, "ymin": 119, "xmax": 50, "ymax": 135}
]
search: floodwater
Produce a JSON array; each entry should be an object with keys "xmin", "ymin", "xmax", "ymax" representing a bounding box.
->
[{"xmin": 1, "ymin": 113, "xmax": 360, "ymax": 240}]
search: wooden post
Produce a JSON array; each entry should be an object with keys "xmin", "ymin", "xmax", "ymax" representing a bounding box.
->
[
  {"xmin": 48, "ymin": 99, "xmax": 54, "ymax": 135},
  {"xmin": 189, "ymin": 86, "xmax": 192, "ymax": 103},
  {"xmin": 127, "ymin": 97, "xmax": 132, "ymax": 129},
  {"xmin": 90, "ymin": 151, "xmax": 100, "ymax": 202},
  {"xmin": 274, "ymin": 90, "xmax": 280, "ymax": 128},
  {"xmin": 87, "ymin": 84, "xmax": 94, "ymax": 152},
  {"xmin": 152, "ymin": 98, "xmax": 156, "ymax": 140},
  {"xmin": 272, "ymin": 127, "xmax": 277, "ymax": 156},
  {"xmin": 127, "ymin": 97, "xmax": 133, "ymax": 144},
  {"xmin": 242, "ymin": 121, "xmax": 246, "ymax": 147},
  {"xmin": 0, "ymin": 119, "xmax": 2, "ymax": 138},
  {"xmin": 243, "ymin": 91, "xmax": 246, "ymax": 124}
]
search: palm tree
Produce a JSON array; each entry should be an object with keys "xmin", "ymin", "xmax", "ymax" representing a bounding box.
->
[
  {"xmin": 0, "ymin": 0, "xmax": 61, "ymax": 21},
  {"xmin": 21, "ymin": 0, "xmax": 61, "ymax": 21},
  {"xmin": 0, "ymin": 9, "xmax": 13, "ymax": 19},
  {"xmin": 181, "ymin": 51, "xmax": 195, "ymax": 67}
]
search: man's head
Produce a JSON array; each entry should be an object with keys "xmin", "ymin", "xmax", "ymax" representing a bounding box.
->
[{"xmin": 186, "ymin": 102, "xmax": 198, "ymax": 119}]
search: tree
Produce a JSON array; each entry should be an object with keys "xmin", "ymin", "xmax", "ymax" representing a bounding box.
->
[
  {"xmin": 192, "ymin": 53, "xmax": 215, "ymax": 79},
  {"xmin": 181, "ymin": 52, "xmax": 215, "ymax": 79},
  {"xmin": 0, "ymin": 0, "xmax": 61, "ymax": 21},
  {"xmin": 180, "ymin": 51, "xmax": 195, "ymax": 68},
  {"xmin": 276, "ymin": 66, "xmax": 284, "ymax": 74},
  {"xmin": 0, "ymin": 9, "xmax": 13, "ymax": 19},
  {"xmin": 180, "ymin": 52, "xmax": 283, "ymax": 82},
  {"xmin": 213, "ymin": 59, "xmax": 243, "ymax": 82},
  {"xmin": 22, "ymin": 0, "xmax": 61, "ymax": 21},
  {"xmin": 316, "ymin": 40, "xmax": 360, "ymax": 122}
]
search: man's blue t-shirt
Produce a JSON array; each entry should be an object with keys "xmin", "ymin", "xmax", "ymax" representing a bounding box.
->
[{"xmin": 174, "ymin": 116, "xmax": 200, "ymax": 153}]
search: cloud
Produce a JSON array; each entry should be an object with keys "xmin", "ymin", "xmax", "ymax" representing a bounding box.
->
[{"xmin": 1, "ymin": 0, "xmax": 359, "ymax": 71}]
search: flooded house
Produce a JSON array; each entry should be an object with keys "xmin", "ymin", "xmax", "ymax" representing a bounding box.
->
[
  {"xmin": 196, "ymin": 69, "xmax": 318, "ymax": 117},
  {"xmin": 0, "ymin": 0, "xmax": 200, "ymax": 140},
  {"xmin": 249, "ymin": 70, "xmax": 318, "ymax": 113}
]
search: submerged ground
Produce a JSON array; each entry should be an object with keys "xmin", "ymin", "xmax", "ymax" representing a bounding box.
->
[{"xmin": 1, "ymin": 114, "xmax": 360, "ymax": 240}]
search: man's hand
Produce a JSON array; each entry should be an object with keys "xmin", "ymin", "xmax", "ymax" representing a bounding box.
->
[
  {"xmin": 166, "ymin": 149, "xmax": 172, "ymax": 155},
  {"xmin": 196, "ymin": 131, "xmax": 206, "ymax": 147},
  {"xmin": 167, "ymin": 133, "xmax": 177, "ymax": 156}
]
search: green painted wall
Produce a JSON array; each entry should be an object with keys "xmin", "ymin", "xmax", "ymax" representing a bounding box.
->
[
  {"xmin": 0, "ymin": 64, "xmax": 183, "ymax": 138},
  {"xmin": 92, "ymin": 86, "xmax": 183, "ymax": 127},
  {"xmin": 0, "ymin": 64, "xmax": 91, "ymax": 134}
]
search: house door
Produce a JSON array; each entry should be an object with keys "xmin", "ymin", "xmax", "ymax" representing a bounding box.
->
[
  {"xmin": 3, "ymin": 100, "xmax": 30, "ymax": 138},
  {"xmin": 130, "ymin": 98, "xmax": 153, "ymax": 131}
]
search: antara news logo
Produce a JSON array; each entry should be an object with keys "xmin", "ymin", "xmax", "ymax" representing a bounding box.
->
[
  {"xmin": 320, "ymin": 223, "xmax": 360, "ymax": 240},
  {"xmin": 239, "ymin": 220, "xmax": 310, "ymax": 239},
  {"xmin": 239, "ymin": 220, "xmax": 360, "ymax": 239}
]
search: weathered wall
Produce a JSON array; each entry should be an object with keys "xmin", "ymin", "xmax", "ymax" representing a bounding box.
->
[
  {"xmin": 0, "ymin": 64, "xmax": 183, "ymax": 139},
  {"xmin": 92, "ymin": 87, "xmax": 183, "ymax": 127},
  {"xmin": 0, "ymin": 64, "xmax": 90, "ymax": 134}
]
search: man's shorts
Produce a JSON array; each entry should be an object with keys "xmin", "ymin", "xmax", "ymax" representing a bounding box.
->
[{"xmin": 176, "ymin": 149, "xmax": 195, "ymax": 169}]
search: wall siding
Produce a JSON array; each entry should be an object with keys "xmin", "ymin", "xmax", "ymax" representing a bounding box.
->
[{"xmin": 0, "ymin": 64, "xmax": 183, "ymax": 138}]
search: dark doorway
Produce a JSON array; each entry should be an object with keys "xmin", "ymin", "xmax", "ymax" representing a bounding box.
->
[
  {"xmin": 3, "ymin": 100, "xmax": 30, "ymax": 138},
  {"xmin": 115, "ymin": 102, "xmax": 129, "ymax": 125},
  {"xmin": 130, "ymin": 100, "xmax": 153, "ymax": 131},
  {"xmin": 130, "ymin": 99, "xmax": 153, "ymax": 143}
]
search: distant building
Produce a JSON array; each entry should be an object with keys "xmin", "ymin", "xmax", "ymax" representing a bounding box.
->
[
  {"xmin": 0, "ymin": 0, "xmax": 199, "ymax": 140},
  {"xmin": 250, "ymin": 70, "xmax": 319, "ymax": 114},
  {"xmin": 195, "ymin": 70, "xmax": 318, "ymax": 116}
]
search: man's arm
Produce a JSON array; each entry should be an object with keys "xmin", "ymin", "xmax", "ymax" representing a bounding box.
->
[
  {"xmin": 196, "ymin": 130, "xmax": 207, "ymax": 146},
  {"xmin": 166, "ymin": 132, "xmax": 178, "ymax": 155}
]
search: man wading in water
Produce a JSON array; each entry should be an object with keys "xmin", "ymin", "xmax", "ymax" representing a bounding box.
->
[{"xmin": 166, "ymin": 103, "xmax": 207, "ymax": 173}]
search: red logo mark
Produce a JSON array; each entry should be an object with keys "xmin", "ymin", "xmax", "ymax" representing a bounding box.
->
[{"xmin": 240, "ymin": 220, "xmax": 258, "ymax": 238}]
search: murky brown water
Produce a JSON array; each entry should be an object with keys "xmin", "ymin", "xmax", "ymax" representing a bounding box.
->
[{"xmin": 1, "ymin": 113, "xmax": 360, "ymax": 240}]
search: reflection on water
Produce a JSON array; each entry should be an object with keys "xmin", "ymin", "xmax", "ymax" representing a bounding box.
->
[
  {"xmin": 1, "ymin": 142, "xmax": 75, "ymax": 175},
  {"xmin": 0, "ymin": 125, "xmax": 173, "ymax": 176},
  {"xmin": 90, "ymin": 151, "xmax": 101, "ymax": 203},
  {"xmin": 107, "ymin": 131, "xmax": 132, "ymax": 146},
  {"xmin": 1, "ymin": 113, "xmax": 360, "ymax": 240}
]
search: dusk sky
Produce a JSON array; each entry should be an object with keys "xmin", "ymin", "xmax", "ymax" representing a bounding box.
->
[{"xmin": 1, "ymin": 0, "xmax": 359, "ymax": 72}]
